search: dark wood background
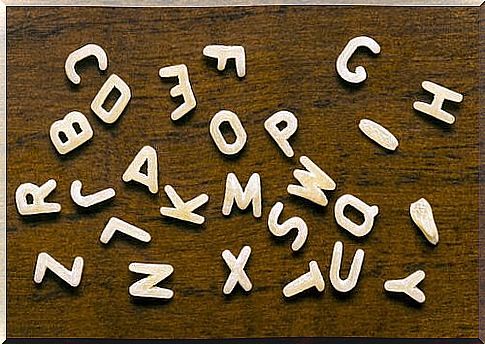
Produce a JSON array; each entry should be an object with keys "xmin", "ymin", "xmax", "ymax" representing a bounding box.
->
[{"xmin": 6, "ymin": 5, "xmax": 479, "ymax": 339}]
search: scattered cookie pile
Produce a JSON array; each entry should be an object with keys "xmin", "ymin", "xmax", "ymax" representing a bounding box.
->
[{"xmin": 15, "ymin": 36, "xmax": 463, "ymax": 304}]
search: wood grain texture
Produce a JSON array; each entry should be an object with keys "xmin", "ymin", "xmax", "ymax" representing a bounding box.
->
[
  {"xmin": 479, "ymin": 4, "xmax": 484, "ymax": 342},
  {"xmin": 6, "ymin": 6, "xmax": 479, "ymax": 339}
]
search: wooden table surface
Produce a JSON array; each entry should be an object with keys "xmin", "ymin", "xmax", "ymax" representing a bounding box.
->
[{"xmin": 6, "ymin": 5, "xmax": 479, "ymax": 339}]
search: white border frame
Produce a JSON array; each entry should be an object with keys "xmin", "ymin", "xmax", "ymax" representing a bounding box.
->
[
  {"xmin": 0, "ymin": 1, "xmax": 481, "ymax": 343},
  {"xmin": 0, "ymin": 0, "xmax": 483, "ymax": 5},
  {"xmin": 1, "ymin": 1, "xmax": 5, "ymax": 343}
]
